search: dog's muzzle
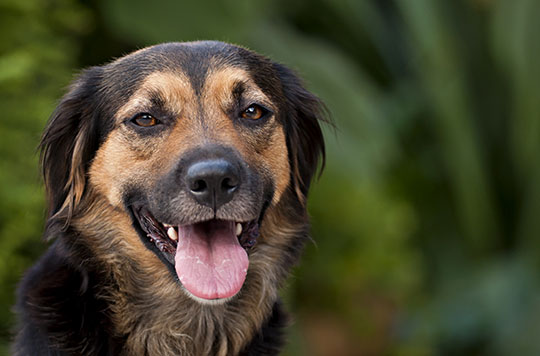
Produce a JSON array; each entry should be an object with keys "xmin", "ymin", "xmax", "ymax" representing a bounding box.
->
[{"xmin": 129, "ymin": 145, "xmax": 267, "ymax": 302}]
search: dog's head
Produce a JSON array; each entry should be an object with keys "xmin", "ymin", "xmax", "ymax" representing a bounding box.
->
[{"xmin": 40, "ymin": 41, "xmax": 325, "ymax": 302}]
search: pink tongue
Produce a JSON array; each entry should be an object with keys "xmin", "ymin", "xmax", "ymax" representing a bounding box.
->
[{"xmin": 174, "ymin": 220, "xmax": 248, "ymax": 300}]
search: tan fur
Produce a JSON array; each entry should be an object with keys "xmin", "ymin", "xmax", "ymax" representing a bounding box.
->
[{"xmin": 45, "ymin": 125, "xmax": 89, "ymax": 231}]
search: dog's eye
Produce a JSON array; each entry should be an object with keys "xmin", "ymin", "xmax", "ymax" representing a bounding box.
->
[
  {"xmin": 131, "ymin": 113, "xmax": 159, "ymax": 127},
  {"xmin": 241, "ymin": 104, "xmax": 269, "ymax": 120}
]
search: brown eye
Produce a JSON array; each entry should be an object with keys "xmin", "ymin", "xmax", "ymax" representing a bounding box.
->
[
  {"xmin": 241, "ymin": 104, "xmax": 268, "ymax": 120},
  {"xmin": 131, "ymin": 113, "xmax": 159, "ymax": 127}
]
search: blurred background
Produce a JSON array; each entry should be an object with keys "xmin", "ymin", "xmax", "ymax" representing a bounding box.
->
[{"xmin": 1, "ymin": 0, "xmax": 540, "ymax": 355}]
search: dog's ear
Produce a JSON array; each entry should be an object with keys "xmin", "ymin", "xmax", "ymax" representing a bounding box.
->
[
  {"xmin": 274, "ymin": 63, "xmax": 328, "ymax": 203},
  {"xmin": 40, "ymin": 67, "xmax": 103, "ymax": 235}
]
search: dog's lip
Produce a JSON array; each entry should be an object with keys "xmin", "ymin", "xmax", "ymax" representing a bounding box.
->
[{"xmin": 131, "ymin": 204, "xmax": 177, "ymax": 264}]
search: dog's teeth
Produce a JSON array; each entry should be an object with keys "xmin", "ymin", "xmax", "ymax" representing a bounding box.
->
[
  {"xmin": 167, "ymin": 227, "xmax": 178, "ymax": 241},
  {"xmin": 236, "ymin": 223, "xmax": 242, "ymax": 236},
  {"xmin": 163, "ymin": 223, "xmax": 172, "ymax": 228}
]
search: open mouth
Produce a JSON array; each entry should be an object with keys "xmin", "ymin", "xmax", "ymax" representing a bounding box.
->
[{"xmin": 131, "ymin": 205, "xmax": 260, "ymax": 301}]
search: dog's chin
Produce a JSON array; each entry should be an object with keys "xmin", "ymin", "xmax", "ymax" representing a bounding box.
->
[{"xmin": 129, "ymin": 203, "xmax": 261, "ymax": 303}]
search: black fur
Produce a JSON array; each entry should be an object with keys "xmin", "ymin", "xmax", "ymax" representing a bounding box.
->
[{"xmin": 14, "ymin": 238, "xmax": 122, "ymax": 355}]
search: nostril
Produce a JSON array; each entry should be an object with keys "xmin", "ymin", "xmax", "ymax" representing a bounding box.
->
[
  {"xmin": 221, "ymin": 177, "xmax": 238, "ymax": 191},
  {"xmin": 190, "ymin": 179, "xmax": 207, "ymax": 193}
]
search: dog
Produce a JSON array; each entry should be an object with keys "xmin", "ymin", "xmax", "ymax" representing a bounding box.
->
[{"xmin": 13, "ymin": 41, "xmax": 326, "ymax": 355}]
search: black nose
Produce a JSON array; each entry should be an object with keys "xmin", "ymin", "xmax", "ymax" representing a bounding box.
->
[{"xmin": 186, "ymin": 159, "xmax": 240, "ymax": 210}]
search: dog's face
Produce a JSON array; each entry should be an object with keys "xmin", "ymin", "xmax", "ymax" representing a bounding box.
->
[{"xmin": 40, "ymin": 41, "xmax": 325, "ymax": 303}]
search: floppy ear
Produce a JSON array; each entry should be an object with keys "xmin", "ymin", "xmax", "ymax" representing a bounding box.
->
[
  {"xmin": 274, "ymin": 64, "xmax": 328, "ymax": 203},
  {"xmin": 40, "ymin": 67, "xmax": 103, "ymax": 236}
]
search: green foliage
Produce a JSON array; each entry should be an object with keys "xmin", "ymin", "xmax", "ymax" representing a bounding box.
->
[
  {"xmin": 1, "ymin": 0, "xmax": 540, "ymax": 354},
  {"xmin": 0, "ymin": 0, "xmax": 91, "ymax": 350}
]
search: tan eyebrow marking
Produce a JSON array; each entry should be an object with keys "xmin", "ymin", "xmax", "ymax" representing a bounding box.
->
[{"xmin": 115, "ymin": 71, "xmax": 196, "ymax": 122}]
